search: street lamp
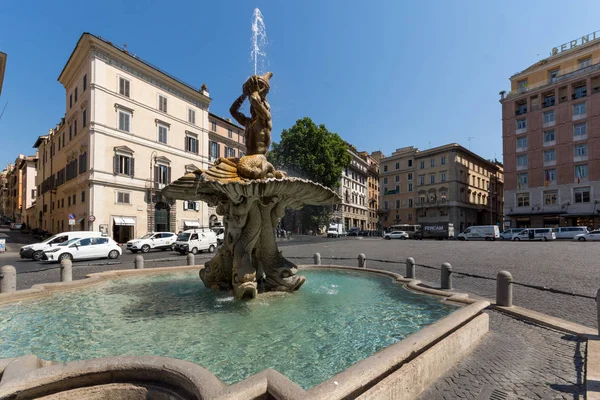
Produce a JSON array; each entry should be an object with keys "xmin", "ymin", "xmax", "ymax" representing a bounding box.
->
[{"xmin": 487, "ymin": 181, "xmax": 493, "ymax": 225}]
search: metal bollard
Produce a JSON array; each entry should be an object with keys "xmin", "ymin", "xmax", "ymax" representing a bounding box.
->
[
  {"xmin": 313, "ymin": 253, "xmax": 321, "ymax": 265},
  {"xmin": 441, "ymin": 262, "xmax": 452, "ymax": 290},
  {"xmin": 596, "ymin": 288, "xmax": 599, "ymax": 336},
  {"xmin": 496, "ymin": 271, "xmax": 513, "ymax": 307},
  {"xmin": 358, "ymin": 253, "xmax": 366, "ymax": 268},
  {"xmin": 0, "ymin": 265, "xmax": 16, "ymax": 293},
  {"xmin": 187, "ymin": 253, "xmax": 195, "ymax": 266},
  {"xmin": 406, "ymin": 257, "xmax": 415, "ymax": 279},
  {"xmin": 60, "ymin": 259, "xmax": 72, "ymax": 282},
  {"xmin": 135, "ymin": 255, "xmax": 144, "ymax": 269}
]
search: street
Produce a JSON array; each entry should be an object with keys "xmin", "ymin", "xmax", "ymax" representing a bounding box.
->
[{"xmin": 1, "ymin": 226, "xmax": 598, "ymax": 328}]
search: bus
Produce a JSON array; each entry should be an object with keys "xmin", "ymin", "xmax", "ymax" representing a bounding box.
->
[{"xmin": 387, "ymin": 224, "xmax": 421, "ymax": 239}]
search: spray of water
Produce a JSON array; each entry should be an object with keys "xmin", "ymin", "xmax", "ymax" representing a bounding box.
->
[{"xmin": 251, "ymin": 8, "xmax": 267, "ymax": 76}]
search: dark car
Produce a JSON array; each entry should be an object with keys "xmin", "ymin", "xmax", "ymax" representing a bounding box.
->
[{"xmin": 10, "ymin": 223, "xmax": 24, "ymax": 231}]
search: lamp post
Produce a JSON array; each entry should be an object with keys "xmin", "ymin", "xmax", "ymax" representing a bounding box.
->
[{"xmin": 488, "ymin": 181, "xmax": 493, "ymax": 225}]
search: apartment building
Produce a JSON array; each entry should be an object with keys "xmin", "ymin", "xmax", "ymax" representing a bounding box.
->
[
  {"xmin": 16, "ymin": 155, "xmax": 38, "ymax": 227},
  {"xmin": 378, "ymin": 147, "xmax": 417, "ymax": 229},
  {"xmin": 6, "ymin": 156, "xmax": 24, "ymax": 223},
  {"xmin": 501, "ymin": 30, "xmax": 600, "ymax": 229},
  {"xmin": 359, "ymin": 151, "xmax": 380, "ymax": 230},
  {"xmin": 332, "ymin": 145, "xmax": 369, "ymax": 231},
  {"xmin": 0, "ymin": 51, "xmax": 6, "ymax": 96},
  {"xmin": 0, "ymin": 167, "xmax": 8, "ymax": 217},
  {"xmin": 32, "ymin": 33, "xmax": 213, "ymax": 242},
  {"xmin": 208, "ymin": 113, "xmax": 246, "ymax": 162}
]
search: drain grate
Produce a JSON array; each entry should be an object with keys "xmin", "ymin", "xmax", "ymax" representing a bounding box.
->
[{"xmin": 476, "ymin": 385, "xmax": 529, "ymax": 400}]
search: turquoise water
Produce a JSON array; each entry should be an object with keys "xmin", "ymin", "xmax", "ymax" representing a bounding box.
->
[{"xmin": 0, "ymin": 270, "xmax": 454, "ymax": 389}]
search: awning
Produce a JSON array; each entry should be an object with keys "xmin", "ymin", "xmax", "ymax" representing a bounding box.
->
[
  {"xmin": 76, "ymin": 218, "xmax": 84, "ymax": 223},
  {"xmin": 184, "ymin": 220, "xmax": 200, "ymax": 227},
  {"xmin": 113, "ymin": 217, "xmax": 136, "ymax": 226}
]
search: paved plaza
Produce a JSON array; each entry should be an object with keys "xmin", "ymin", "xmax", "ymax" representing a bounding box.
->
[{"xmin": 0, "ymin": 229, "xmax": 596, "ymax": 399}]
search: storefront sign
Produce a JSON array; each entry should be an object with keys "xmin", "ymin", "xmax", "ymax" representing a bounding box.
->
[{"xmin": 552, "ymin": 30, "xmax": 600, "ymax": 55}]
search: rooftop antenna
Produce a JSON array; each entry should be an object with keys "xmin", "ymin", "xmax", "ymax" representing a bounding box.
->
[{"xmin": 467, "ymin": 136, "xmax": 474, "ymax": 150}]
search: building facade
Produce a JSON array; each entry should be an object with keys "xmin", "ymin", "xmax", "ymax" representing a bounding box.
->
[
  {"xmin": 359, "ymin": 151, "xmax": 380, "ymax": 231},
  {"xmin": 0, "ymin": 167, "xmax": 8, "ymax": 217},
  {"xmin": 17, "ymin": 155, "xmax": 38, "ymax": 227},
  {"xmin": 32, "ymin": 33, "xmax": 213, "ymax": 242},
  {"xmin": 379, "ymin": 144, "xmax": 503, "ymax": 232},
  {"xmin": 501, "ymin": 31, "xmax": 600, "ymax": 229},
  {"xmin": 378, "ymin": 147, "xmax": 417, "ymax": 229},
  {"xmin": 6, "ymin": 156, "xmax": 23, "ymax": 223},
  {"xmin": 333, "ymin": 146, "xmax": 369, "ymax": 231}
]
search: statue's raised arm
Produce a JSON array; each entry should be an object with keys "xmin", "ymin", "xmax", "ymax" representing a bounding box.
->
[{"xmin": 229, "ymin": 93, "xmax": 250, "ymax": 127}]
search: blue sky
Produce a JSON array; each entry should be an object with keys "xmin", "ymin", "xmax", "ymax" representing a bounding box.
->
[{"xmin": 1, "ymin": 0, "xmax": 600, "ymax": 166}]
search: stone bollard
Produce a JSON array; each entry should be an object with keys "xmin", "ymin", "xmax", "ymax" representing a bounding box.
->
[
  {"xmin": 496, "ymin": 271, "xmax": 513, "ymax": 307},
  {"xmin": 187, "ymin": 253, "xmax": 195, "ymax": 266},
  {"xmin": 596, "ymin": 288, "xmax": 599, "ymax": 336},
  {"xmin": 314, "ymin": 253, "xmax": 321, "ymax": 265},
  {"xmin": 441, "ymin": 262, "xmax": 452, "ymax": 290},
  {"xmin": 0, "ymin": 265, "xmax": 17, "ymax": 293},
  {"xmin": 60, "ymin": 259, "xmax": 72, "ymax": 282},
  {"xmin": 358, "ymin": 253, "xmax": 366, "ymax": 268},
  {"xmin": 135, "ymin": 255, "xmax": 144, "ymax": 269},
  {"xmin": 406, "ymin": 257, "xmax": 415, "ymax": 279}
]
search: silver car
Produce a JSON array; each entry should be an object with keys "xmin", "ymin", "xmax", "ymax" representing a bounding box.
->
[
  {"xmin": 499, "ymin": 228, "xmax": 524, "ymax": 240},
  {"xmin": 383, "ymin": 231, "xmax": 409, "ymax": 240}
]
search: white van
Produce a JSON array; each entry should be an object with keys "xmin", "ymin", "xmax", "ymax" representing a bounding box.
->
[
  {"xmin": 20, "ymin": 231, "xmax": 106, "ymax": 261},
  {"xmin": 554, "ymin": 226, "xmax": 588, "ymax": 240},
  {"xmin": 175, "ymin": 229, "xmax": 218, "ymax": 255},
  {"xmin": 457, "ymin": 225, "xmax": 500, "ymax": 241},
  {"xmin": 512, "ymin": 228, "xmax": 556, "ymax": 241}
]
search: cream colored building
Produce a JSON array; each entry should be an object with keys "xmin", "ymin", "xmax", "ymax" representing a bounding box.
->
[
  {"xmin": 0, "ymin": 167, "xmax": 8, "ymax": 217},
  {"xmin": 17, "ymin": 155, "xmax": 38, "ymax": 227},
  {"xmin": 333, "ymin": 145, "xmax": 369, "ymax": 231},
  {"xmin": 360, "ymin": 151, "xmax": 380, "ymax": 231},
  {"xmin": 32, "ymin": 33, "xmax": 213, "ymax": 242}
]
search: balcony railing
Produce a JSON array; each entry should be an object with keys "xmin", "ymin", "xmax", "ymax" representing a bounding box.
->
[
  {"xmin": 415, "ymin": 200, "xmax": 449, "ymax": 208},
  {"xmin": 506, "ymin": 62, "xmax": 600, "ymax": 99}
]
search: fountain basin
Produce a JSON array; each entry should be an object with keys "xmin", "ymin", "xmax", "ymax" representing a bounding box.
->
[{"xmin": 0, "ymin": 266, "xmax": 489, "ymax": 399}]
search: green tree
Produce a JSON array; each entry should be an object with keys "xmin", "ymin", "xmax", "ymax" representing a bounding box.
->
[{"xmin": 268, "ymin": 117, "xmax": 351, "ymax": 233}]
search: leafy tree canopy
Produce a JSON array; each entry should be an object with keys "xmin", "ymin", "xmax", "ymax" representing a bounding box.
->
[{"xmin": 268, "ymin": 117, "xmax": 351, "ymax": 189}]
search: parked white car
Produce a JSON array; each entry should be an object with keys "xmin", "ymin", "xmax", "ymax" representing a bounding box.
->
[
  {"xmin": 512, "ymin": 228, "xmax": 556, "ymax": 241},
  {"xmin": 574, "ymin": 230, "xmax": 600, "ymax": 241},
  {"xmin": 126, "ymin": 232, "xmax": 178, "ymax": 253},
  {"xmin": 457, "ymin": 225, "xmax": 500, "ymax": 241},
  {"xmin": 175, "ymin": 229, "xmax": 218, "ymax": 255},
  {"xmin": 43, "ymin": 237, "xmax": 122, "ymax": 262},
  {"xmin": 554, "ymin": 226, "xmax": 588, "ymax": 239},
  {"xmin": 20, "ymin": 231, "xmax": 106, "ymax": 261},
  {"xmin": 383, "ymin": 231, "xmax": 409, "ymax": 240},
  {"xmin": 499, "ymin": 228, "xmax": 524, "ymax": 240}
]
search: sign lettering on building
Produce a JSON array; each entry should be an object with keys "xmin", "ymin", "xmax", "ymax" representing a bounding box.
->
[{"xmin": 551, "ymin": 30, "xmax": 599, "ymax": 55}]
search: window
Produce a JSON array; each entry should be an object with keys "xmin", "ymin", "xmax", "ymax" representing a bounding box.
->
[
  {"xmin": 118, "ymin": 110, "xmax": 131, "ymax": 132},
  {"xmin": 211, "ymin": 121, "xmax": 217, "ymax": 131},
  {"xmin": 544, "ymin": 191, "xmax": 558, "ymax": 205},
  {"xmin": 440, "ymin": 172, "xmax": 446, "ymax": 182},
  {"xmin": 549, "ymin": 69, "xmax": 559, "ymax": 82},
  {"xmin": 407, "ymin": 172, "xmax": 413, "ymax": 181},
  {"xmin": 429, "ymin": 175, "xmax": 435, "ymax": 184},
  {"xmin": 83, "ymin": 74, "xmax": 87, "ymax": 91},
  {"xmin": 545, "ymin": 169, "xmax": 556, "ymax": 185},
  {"xmin": 518, "ymin": 79, "xmax": 527, "ymax": 89},
  {"xmin": 225, "ymin": 147, "xmax": 236, "ymax": 157},
  {"xmin": 72, "ymin": 194, "xmax": 76, "ymax": 205},
  {"xmin": 74, "ymin": 119, "xmax": 78, "ymax": 136},
  {"xmin": 114, "ymin": 154, "xmax": 134, "ymax": 177},
  {"xmin": 81, "ymin": 191, "xmax": 86, "ymax": 203},
  {"xmin": 517, "ymin": 193, "xmax": 530, "ymax": 207},
  {"xmin": 516, "ymin": 118, "xmax": 526, "ymax": 129},
  {"xmin": 383, "ymin": 201, "xmax": 388, "ymax": 210},
  {"xmin": 395, "ymin": 162, "xmax": 399, "ymax": 170},
  {"xmin": 574, "ymin": 186, "xmax": 591, "ymax": 204},
  {"xmin": 517, "ymin": 154, "xmax": 528, "ymax": 166},
  {"xmin": 69, "ymin": 124, "xmax": 72, "ymax": 140},
  {"xmin": 395, "ymin": 200, "xmax": 400, "ymax": 209},
  {"xmin": 518, "ymin": 173, "xmax": 528, "ymax": 187},
  {"xmin": 383, "ymin": 165, "xmax": 388, "ymax": 172},
  {"xmin": 575, "ymin": 144, "xmax": 588, "ymax": 157},
  {"xmin": 69, "ymin": 93, "xmax": 73, "ymax": 108},
  {"xmin": 419, "ymin": 175, "xmax": 425, "ymax": 185},
  {"xmin": 228, "ymin": 128, "xmax": 233, "ymax": 138},
  {"xmin": 574, "ymin": 123, "xmax": 587, "ymax": 137},
  {"xmin": 408, "ymin": 198, "xmax": 413, "ymax": 207},
  {"xmin": 68, "ymin": 196, "xmax": 71, "ymax": 206},
  {"xmin": 430, "ymin": 158, "xmax": 435, "ymax": 167},
  {"xmin": 408, "ymin": 183, "xmax": 413, "ymax": 192},
  {"xmin": 209, "ymin": 141, "xmax": 220, "ymax": 161},
  {"xmin": 186, "ymin": 135, "xmax": 198, "ymax": 154},
  {"xmin": 517, "ymin": 136, "xmax": 527, "ymax": 149},
  {"xmin": 579, "ymin": 57, "xmax": 591, "ymax": 68},
  {"xmin": 383, "ymin": 177, "xmax": 388, "ymax": 185},
  {"xmin": 543, "ymin": 149, "xmax": 556, "ymax": 162},
  {"xmin": 408, "ymin": 159, "xmax": 413, "ymax": 167},
  {"xmin": 395, "ymin": 175, "xmax": 400, "ymax": 183},
  {"xmin": 156, "ymin": 164, "xmax": 170, "ymax": 184},
  {"xmin": 74, "ymin": 87, "xmax": 78, "ymax": 103},
  {"xmin": 441, "ymin": 156, "xmax": 446, "ymax": 165},
  {"xmin": 158, "ymin": 124, "xmax": 168, "ymax": 144},
  {"xmin": 574, "ymin": 85, "xmax": 587, "ymax": 99},
  {"xmin": 543, "ymin": 110, "xmax": 554, "ymax": 123},
  {"xmin": 119, "ymin": 77, "xmax": 130, "ymax": 97},
  {"xmin": 573, "ymin": 102, "xmax": 586, "ymax": 116},
  {"xmin": 117, "ymin": 192, "xmax": 131, "ymax": 204},
  {"xmin": 82, "ymin": 109, "xmax": 87, "ymax": 128},
  {"xmin": 188, "ymin": 109, "xmax": 196, "ymax": 124},
  {"xmin": 158, "ymin": 95, "xmax": 168, "ymax": 113},
  {"xmin": 79, "ymin": 152, "xmax": 87, "ymax": 173},
  {"xmin": 31, "ymin": 188, "xmax": 37, "ymax": 200},
  {"xmin": 575, "ymin": 164, "xmax": 588, "ymax": 182},
  {"xmin": 419, "ymin": 161, "xmax": 425, "ymax": 169},
  {"xmin": 543, "ymin": 130, "xmax": 555, "ymax": 143}
]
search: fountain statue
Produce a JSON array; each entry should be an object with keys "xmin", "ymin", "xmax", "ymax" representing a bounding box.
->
[{"xmin": 163, "ymin": 71, "xmax": 340, "ymax": 299}]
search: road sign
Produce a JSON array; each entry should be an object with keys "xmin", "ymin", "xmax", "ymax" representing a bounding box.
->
[
  {"xmin": 68, "ymin": 213, "xmax": 76, "ymax": 220},
  {"xmin": 88, "ymin": 215, "xmax": 96, "ymax": 223},
  {"xmin": 68, "ymin": 219, "xmax": 76, "ymax": 225}
]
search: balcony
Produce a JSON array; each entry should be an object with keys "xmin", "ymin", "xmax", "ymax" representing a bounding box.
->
[
  {"xmin": 415, "ymin": 200, "xmax": 448, "ymax": 208},
  {"xmin": 542, "ymin": 98, "xmax": 555, "ymax": 108},
  {"xmin": 572, "ymin": 88, "xmax": 587, "ymax": 100},
  {"xmin": 515, "ymin": 106, "xmax": 527, "ymax": 116}
]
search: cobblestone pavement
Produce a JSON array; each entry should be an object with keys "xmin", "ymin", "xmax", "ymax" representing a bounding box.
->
[
  {"xmin": 278, "ymin": 238, "xmax": 599, "ymax": 328},
  {"xmin": 417, "ymin": 311, "xmax": 586, "ymax": 400}
]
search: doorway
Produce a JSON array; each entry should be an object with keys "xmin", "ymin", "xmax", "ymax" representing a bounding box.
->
[{"xmin": 155, "ymin": 202, "xmax": 170, "ymax": 232}]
